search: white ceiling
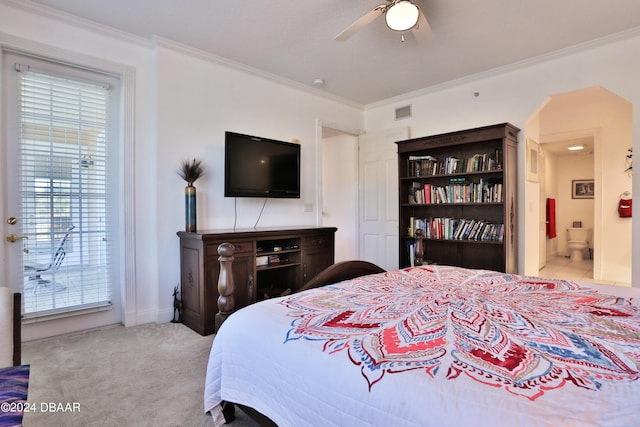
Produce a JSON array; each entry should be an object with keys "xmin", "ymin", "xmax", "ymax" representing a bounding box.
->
[
  {"xmin": 25, "ymin": 0, "xmax": 640, "ymax": 105},
  {"xmin": 543, "ymin": 137, "xmax": 593, "ymax": 157}
]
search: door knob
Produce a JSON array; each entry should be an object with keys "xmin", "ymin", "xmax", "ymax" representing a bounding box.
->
[{"xmin": 6, "ymin": 234, "xmax": 28, "ymax": 243}]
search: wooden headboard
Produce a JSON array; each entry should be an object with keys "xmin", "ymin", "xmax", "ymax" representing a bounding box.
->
[
  {"xmin": 297, "ymin": 260, "xmax": 385, "ymax": 292},
  {"xmin": 214, "ymin": 243, "xmax": 385, "ymax": 330}
]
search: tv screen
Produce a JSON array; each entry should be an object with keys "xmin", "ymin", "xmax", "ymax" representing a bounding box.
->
[{"xmin": 224, "ymin": 131, "xmax": 301, "ymax": 198}]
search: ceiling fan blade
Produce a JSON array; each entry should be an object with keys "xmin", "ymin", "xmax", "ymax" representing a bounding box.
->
[
  {"xmin": 411, "ymin": 7, "xmax": 433, "ymax": 43},
  {"xmin": 334, "ymin": 5, "xmax": 387, "ymax": 41}
]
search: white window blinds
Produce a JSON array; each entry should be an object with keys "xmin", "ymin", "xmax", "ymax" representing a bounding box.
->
[{"xmin": 17, "ymin": 65, "xmax": 113, "ymax": 317}]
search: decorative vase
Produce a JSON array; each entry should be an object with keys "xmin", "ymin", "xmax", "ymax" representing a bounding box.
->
[{"xmin": 185, "ymin": 185, "xmax": 197, "ymax": 232}]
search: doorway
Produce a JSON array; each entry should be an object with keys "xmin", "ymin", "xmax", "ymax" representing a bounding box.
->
[
  {"xmin": 538, "ymin": 134, "xmax": 595, "ymax": 282},
  {"xmin": 1, "ymin": 49, "xmax": 125, "ymax": 340},
  {"xmin": 319, "ymin": 124, "xmax": 360, "ymax": 262},
  {"xmin": 317, "ymin": 123, "xmax": 408, "ymax": 270},
  {"xmin": 525, "ymin": 87, "xmax": 632, "ymax": 285}
]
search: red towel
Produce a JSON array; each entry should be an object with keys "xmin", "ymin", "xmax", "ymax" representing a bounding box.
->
[{"xmin": 546, "ymin": 198, "xmax": 557, "ymax": 239}]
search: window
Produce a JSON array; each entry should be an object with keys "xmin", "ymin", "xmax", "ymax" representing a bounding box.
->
[
  {"xmin": 33, "ymin": 177, "xmax": 72, "ymax": 242},
  {"xmin": 15, "ymin": 61, "xmax": 118, "ymax": 317}
]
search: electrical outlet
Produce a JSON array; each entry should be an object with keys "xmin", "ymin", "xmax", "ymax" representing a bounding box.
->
[{"xmin": 304, "ymin": 203, "xmax": 313, "ymax": 212}]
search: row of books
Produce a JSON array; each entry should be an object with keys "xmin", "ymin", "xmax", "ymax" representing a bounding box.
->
[
  {"xmin": 408, "ymin": 216, "xmax": 505, "ymax": 242},
  {"xmin": 408, "ymin": 179, "xmax": 503, "ymax": 204},
  {"xmin": 407, "ymin": 149, "xmax": 502, "ymax": 177}
]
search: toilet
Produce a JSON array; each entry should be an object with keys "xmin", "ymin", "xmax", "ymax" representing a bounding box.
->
[{"xmin": 566, "ymin": 227, "xmax": 593, "ymax": 261}]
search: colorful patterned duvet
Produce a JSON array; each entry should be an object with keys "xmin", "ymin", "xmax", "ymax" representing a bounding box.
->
[
  {"xmin": 205, "ymin": 265, "xmax": 640, "ymax": 426},
  {"xmin": 0, "ymin": 365, "xmax": 29, "ymax": 427}
]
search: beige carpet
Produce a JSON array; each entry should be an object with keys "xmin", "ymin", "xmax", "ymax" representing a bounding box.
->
[{"xmin": 21, "ymin": 322, "xmax": 259, "ymax": 427}]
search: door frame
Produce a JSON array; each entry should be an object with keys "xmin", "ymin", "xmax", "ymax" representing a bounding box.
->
[
  {"xmin": 0, "ymin": 34, "xmax": 137, "ymax": 339},
  {"xmin": 315, "ymin": 119, "xmax": 361, "ymax": 261}
]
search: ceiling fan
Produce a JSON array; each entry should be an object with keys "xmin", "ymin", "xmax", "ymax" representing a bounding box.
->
[{"xmin": 335, "ymin": 0, "xmax": 432, "ymax": 42}]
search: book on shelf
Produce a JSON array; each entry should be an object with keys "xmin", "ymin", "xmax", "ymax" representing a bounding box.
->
[
  {"xmin": 408, "ymin": 178, "xmax": 503, "ymax": 205},
  {"xmin": 408, "ymin": 156, "xmax": 437, "ymax": 177},
  {"xmin": 409, "ymin": 242, "xmax": 415, "ymax": 267},
  {"xmin": 409, "ymin": 155, "xmax": 437, "ymax": 161},
  {"xmin": 494, "ymin": 148, "xmax": 503, "ymax": 169},
  {"xmin": 408, "ymin": 216, "xmax": 504, "ymax": 242},
  {"xmin": 444, "ymin": 157, "xmax": 461, "ymax": 174},
  {"xmin": 407, "ymin": 151, "xmax": 505, "ymax": 177}
]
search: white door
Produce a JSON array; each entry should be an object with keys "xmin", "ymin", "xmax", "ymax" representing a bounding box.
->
[
  {"xmin": 1, "ymin": 50, "xmax": 122, "ymax": 339},
  {"xmin": 358, "ymin": 127, "xmax": 408, "ymax": 271}
]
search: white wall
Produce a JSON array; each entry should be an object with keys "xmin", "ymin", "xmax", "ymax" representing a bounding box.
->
[
  {"xmin": 0, "ymin": 1, "xmax": 363, "ymax": 333},
  {"xmin": 363, "ymin": 30, "xmax": 640, "ymax": 287},
  {"xmin": 152, "ymin": 42, "xmax": 363, "ymax": 321}
]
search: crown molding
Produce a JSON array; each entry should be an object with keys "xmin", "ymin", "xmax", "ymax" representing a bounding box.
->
[
  {"xmin": 151, "ymin": 36, "xmax": 363, "ymax": 110},
  {"xmin": 3, "ymin": 0, "xmax": 362, "ymax": 110},
  {"xmin": 8, "ymin": 0, "xmax": 637, "ymax": 112},
  {"xmin": 2, "ymin": 0, "xmax": 149, "ymax": 49},
  {"xmin": 365, "ymin": 26, "xmax": 640, "ymax": 110}
]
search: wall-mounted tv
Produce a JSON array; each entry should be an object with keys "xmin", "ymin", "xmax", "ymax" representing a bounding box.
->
[{"xmin": 224, "ymin": 131, "xmax": 301, "ymax": 198}]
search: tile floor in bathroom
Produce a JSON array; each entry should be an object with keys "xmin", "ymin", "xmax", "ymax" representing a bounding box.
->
[{"xmin": 538, "ymin": 255, "xmax": 631, "ymax": 287}]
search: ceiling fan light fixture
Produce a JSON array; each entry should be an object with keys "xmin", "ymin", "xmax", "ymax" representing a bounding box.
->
[{"xmin": 385, "ymin": 1, "xmax": 420, "ymax": 31}]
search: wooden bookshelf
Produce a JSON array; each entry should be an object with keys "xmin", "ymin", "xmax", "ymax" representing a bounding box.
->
[{"xmin": 396, "ymin": 123, "xmax": 519, "ymax": 273}]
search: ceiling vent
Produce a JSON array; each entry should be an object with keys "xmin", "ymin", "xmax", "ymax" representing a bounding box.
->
[{"xmin": 395, "ymin": 105, "xmax": 412, "ymax": 120}]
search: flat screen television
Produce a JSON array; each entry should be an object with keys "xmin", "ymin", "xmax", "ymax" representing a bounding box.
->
[{"xmin": 224, "ymin": 131, "xmax": 301, "ymax": 198}]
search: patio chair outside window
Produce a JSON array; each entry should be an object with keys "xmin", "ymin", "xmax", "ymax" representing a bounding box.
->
[{"xmin": 24, "ymin": 225, "xmax": 75, "ymax": 292}]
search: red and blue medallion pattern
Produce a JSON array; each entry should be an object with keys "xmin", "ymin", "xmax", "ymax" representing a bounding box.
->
[{"xmin": 281, "ymin": 266, "xmax": 640, "ymax": 400}]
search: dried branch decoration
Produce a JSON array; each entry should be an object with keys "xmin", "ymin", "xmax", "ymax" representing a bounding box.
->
[{"xmin": 178, "ymin": 158, "xmax": 205, "ymax": 186}]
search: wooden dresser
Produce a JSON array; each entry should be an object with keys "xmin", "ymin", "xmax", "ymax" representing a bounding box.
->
[{"xmin": 177, "ymin": 226, "xmax": 336, "ymax": 335}]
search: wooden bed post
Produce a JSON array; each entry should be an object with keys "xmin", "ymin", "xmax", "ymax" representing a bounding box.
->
[
  {"xmin": 13, "ymin": 292, "xmax": 21, "ymax": 366},
  {"xmin": 215, "ymin": 242, "xmax": 235, "ymax": 331}
]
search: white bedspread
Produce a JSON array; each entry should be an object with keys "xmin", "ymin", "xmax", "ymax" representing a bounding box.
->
[{"xmin": 204, "ymin": 266, "xmax": 640, "ymax": 426}]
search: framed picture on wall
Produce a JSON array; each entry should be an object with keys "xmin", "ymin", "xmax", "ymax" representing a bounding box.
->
[{"xmin": 572, "ymin": 179, "xmax": 594, "ymax": 199}]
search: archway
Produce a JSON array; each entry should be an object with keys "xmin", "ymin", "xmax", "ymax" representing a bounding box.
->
[{"xmin": 524, "ymin": 87, "xmax": 632, "ymax": 285}]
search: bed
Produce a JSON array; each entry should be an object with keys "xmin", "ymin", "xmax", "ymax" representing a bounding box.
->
[{"xmin": 204, "ymin": 262, "xmax": 640, "ymax": 427}]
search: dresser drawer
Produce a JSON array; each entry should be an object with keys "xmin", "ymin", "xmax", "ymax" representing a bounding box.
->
[{"xmin": 205, "ymin": 240, "xmax": 255, "ymax": 257}]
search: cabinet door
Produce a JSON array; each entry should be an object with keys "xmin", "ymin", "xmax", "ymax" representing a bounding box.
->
[
  {"xmin": 303, "ymin": 249, "xmax": 334, "ymax": 286},
  {"xmin": 179, "ymin": 242, "xmax": 205, "ymax": 332},
  {"xmin": 302, "ymin": 232, "xmax": 335, "ymax": 286}
]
